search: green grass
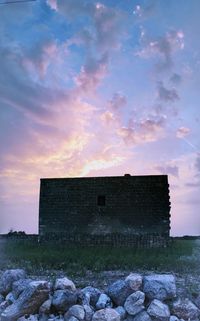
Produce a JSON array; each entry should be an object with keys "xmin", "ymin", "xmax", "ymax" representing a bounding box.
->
[{"xmin": 0, "ymin": 239, "xmax": 198, "ymax": 275}]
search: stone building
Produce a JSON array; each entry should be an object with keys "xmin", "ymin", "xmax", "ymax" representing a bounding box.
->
[{"xmin": 39, "ymin": 175, "xmax": 170, "ymax": 245}]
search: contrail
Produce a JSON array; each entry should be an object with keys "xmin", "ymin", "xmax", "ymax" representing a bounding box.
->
[
  {"xmin": 182, "ymin": 137, "xmax": 200, "ymax": 152},
  {"xmin": 0, "ymin": 0, "xmax": 36, "ymax": 5}
]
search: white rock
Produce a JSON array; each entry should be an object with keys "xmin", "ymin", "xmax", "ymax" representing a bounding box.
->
[
  {"xmin": 83, "ymin": 304, "xmax": 94, "ymax": 321},
  {"xmin": 96, "ymin": 293, "xmax": 112, "ymax": 310},
  {"xmin": 125, "ymin": 274, "xmax": 143, "ymax": 292},
  {"xmin": 143, "ymin": 274, "xmax": 176, "ymax": 301},
  {"xmin": 124, "ymin": 291, "xmax": 145, "ymax": 316},
  {"xmin": 1, "ymin": 281, "xmax": 50, "ymax": 321},
  {"xmin": 12, "ymin": 279, "xmax": 32, "ymax": 299},
  {"xmin": 81, "ymin": 287, "xmax": 101, "ymax": 307},
  {"xmin": 92, "ymin": 308, "xmax": 120, "ymax": 321},
  {"xmin": 131, "ymin": 311, "xmax": 152, "ymax": 321},
  {"xmin": 106, "ymin": 280, "xmax": 134, "ymax": 306},
  {"xmin": 169, "ymin": 316, "xmax": 179, "ymax": 321},
  {"xmin": 5, "ymin": 293, "xmax": 15, "ymax": 304},
  {"xmin": 172, "ymin": 298, "xmax": 200, "ymax": 320},
  {"xmin": 114, "ymin": 306, "xmax": 126, "ymax": 320},
  {"xmin": 52, "ymin": 290, "xmax": 77, "ymax": 313},
  {"xmin": 147, "ymin": 299, "xmax": 170, "ymax": 321},
  {"xmin": 0, "ymin": 301, "xmax": 10, "ymax": 314},
  {"xmin": 54, "ymin": 278, "xmax": 76, "ymax": 292},
  {"xmin": 39, "ymin": 298, "xmax": 52, "ymax": 315},
  {"xmin": 0, "ymin": 270, "xmax": 26, "ymax": 296},
  {"xmin": 67, "ymin": 317, "xmax": 79, "ymax": 321},
  {"xmin": 64, "ymin": 305, "xmax": 85, "ymax": 321}
]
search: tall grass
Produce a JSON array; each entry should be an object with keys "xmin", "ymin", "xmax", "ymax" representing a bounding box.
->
[{"xmin": 0, "ymin": 239, "xmax": 197, "ymax": 275}]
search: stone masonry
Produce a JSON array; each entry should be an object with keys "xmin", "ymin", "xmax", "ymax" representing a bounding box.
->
[{"xmin": 39, "ymin": 175, "xmax": 170, "ymax": 243}]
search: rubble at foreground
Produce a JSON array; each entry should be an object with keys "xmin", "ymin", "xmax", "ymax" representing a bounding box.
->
[{"xmin": 0, "ymin": 269, "xmax": 199, "ymax": 321}]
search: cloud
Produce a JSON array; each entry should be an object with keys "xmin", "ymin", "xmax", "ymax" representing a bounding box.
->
[
  {"xmin": 100, "ymin": 111, "xmax": 115, "ymax": 126},
  {"xmin": 22, "ymin": 40, "xmax": 60, "ymax": 79},
  {"xmin": 75, "ymin": 53, "xmax": 109, "ymax": 93},
  {"xmin": 52, "ymin": 0, "xmax": 94, "ymax": 17},
  {"xmin": 170, "ymin": 73, "xmax": 182, "ymax": 85},
  {"xmin": 47, "ymin": 0, "xmax": 57, "ymax": 11},
  {"xmin": 176, "ymin": 127, "xmax": 190, "ymax": 138},
  {"xmin": 48, "ymin": 1, "xmax": 126, "ymax": 53},
  {"xmin": 186, "ymin": 182, "xmax": 200, "ymax": 187},
  {"xmin": 108, "ymin": 93, "xmax": 127, "ymax": 111},
  {"xmin": 136, "ymin": 30, "xmax": 184, "ymax": 71},
  {"xmin": 94, "ymin": 2, "xmax": 125, "ymax": 51},
  {"xmin": 118, "ymin": 114, "xmax": 166, "ymax": 145},
  {"xmin": 157, "ymin": 81, "xmax": 179, "ymax": 102},
  {"xmin": 195, "ymin": 154, "xmax": 200, "ymax": 173},
  {"xmin": 133, "ymin": 2, "xmax": 155, "ymax": 20},
  {"xmin": 0, "ymin": 43, "xmax": 65, "ymax": 120},
  {"xmin": 100, "ymin": 93, "xmax": 127, "ymax": 127},
  {"xmin": 154, "ymin": 164, "xmax": 179, "ymax": 177}
]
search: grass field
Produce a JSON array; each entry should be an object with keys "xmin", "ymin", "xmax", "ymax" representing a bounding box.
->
[{"xmin": 0, "ymin": 239, "xmax": 198, "ymax": 276}]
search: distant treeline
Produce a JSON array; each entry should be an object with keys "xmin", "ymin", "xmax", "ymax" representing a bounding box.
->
[{"xmin": 173, "ymin": 235, "xmax": 200, "ymax": 240}]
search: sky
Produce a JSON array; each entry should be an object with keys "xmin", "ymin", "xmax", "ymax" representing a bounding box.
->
[{"xmin": 0, "ymin": 0, "xmax": 200, "ymax": 236}]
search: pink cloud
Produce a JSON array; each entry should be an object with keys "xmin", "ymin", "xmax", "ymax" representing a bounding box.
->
[
  {"xmin": 176, "ymin": 127, "xmax": 190, "ymax": 138},
  {"xmin": 157, "ymin": 81, "xmax": 179, "ymax": 102},
  {"xmin": 118, "ymin": 115, "xmax": 166, "ymax": 145},
  {"xmin": 154, "ymin": 164, "xmax": 179, "ymax": 178},
  {"xmin": 75, "ymin": 53, "xmax": 109, "ymax": 92},
  {"xmin": 136, "ymin": 30, "xmax": 184, "ymax": 70},
  {"xmin": 108, "ymin": 93, "xmax": 127, "ymax": 111},
  {"xmin": 47, "ymin": 0, "xmax": 57, "ymax": 11}
]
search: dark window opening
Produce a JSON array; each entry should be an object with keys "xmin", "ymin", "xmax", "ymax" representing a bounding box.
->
[{"xmin": 97, "ymin": 195, "xmax": 106, "ymax": 206}]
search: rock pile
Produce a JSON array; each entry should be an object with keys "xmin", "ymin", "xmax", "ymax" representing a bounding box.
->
[{"xmin": 0, "ymin": 270, "xmax": 199, "ymax": 321}]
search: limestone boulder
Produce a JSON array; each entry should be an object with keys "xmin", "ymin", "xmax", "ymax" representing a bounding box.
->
[
  {"xmin": 130, "ymin": 311, "xmax": 152, "ymax": 321},
  {"xmin": 169, "ymin": 316, "xmax": 179, "ymax": 321},
  {"xmin": 125, "ymin": 274, "xmax": 143, "ymax": 292},
  {"xmin": 65, "ymin": 317, "xmax": 79, "ymax": 321},
  {"xmin": 54, "ymin": 278, "xmax": 76, "ymax": 292},
  {"xmin": 106, "ymin": 280, "xmax": 134, "ymax": 306},
  {"xmin": 172, "ymin": 298, "xmax": 200, "ymax": 320},
  {"xmin": 0, "ymin": 270, "xmax": 26, "ymax": 296},
  {"xmin": 81, "ymin": 287, "xmax": 101, "ymax": 307},
  {"xmin": 114, "ymin": 306, "xmax": 126, "ymax": 320},
  {"xmin": 92, "ymin": 308, "xmax": 120, "ymax": 321},
  {"xmin": 96, "ymin": 293, "xmax": 112, "ymax": 310},
  {"xmin": 147, "ymin": 299, "xmax": 170, "ymax": 321},
  {"xmin": 0, "ymin": 301, "xmax": 10, "ymax": 314},
  {"xmin": 52, "ymin": 289, "xmax": 77, "ymax": 313},
  {"xmin": 5, "ymin": 293, "xmax": 15, "ymax": 305},
  {"xmin": 64, "ymin": 305, "xmax": 85, "ymax": 321},
  {"xmin": 1, "ymin": 281, "xmax": 50, "ymax": 321},
  {"xmin": 39, "ymin": 298, "xmax": 52, "ymax": 315},
  {"xmin": 124, "ymin": 291, "xmax": 145, "ymax": 316},
  {"xmin": 12, "ymin": 279, "xmax": 33, "ymax": 299},
  {"xmin": 83, "ymin": 304, "xmax": 94, "ymax": 321},
  {"xmin": 143, "ymin": 274, "xmax": 176, "ymax": 301}
]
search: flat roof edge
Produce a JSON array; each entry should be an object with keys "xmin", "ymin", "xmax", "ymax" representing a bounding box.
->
[{"xmin": 40, "ymin": 175, "xmax": 168, "ymax": 181}]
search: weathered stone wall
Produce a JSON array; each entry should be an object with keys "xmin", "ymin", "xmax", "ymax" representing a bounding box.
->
[
  {"xmin": 39, "ymin": 175, "xmax": 170, "ymax": 240},
  {"xmin": 39, "ymin": 233, "xmax": 171, "ymax": 248}
]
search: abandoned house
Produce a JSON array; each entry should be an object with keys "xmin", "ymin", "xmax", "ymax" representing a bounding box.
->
[
  {"xmin": 39, "ymin": 174, "xmax": 171, "ymax": 245},
  {"xmin": 39, "ymin": 174, "xmax": 170, "ymax": 242}
]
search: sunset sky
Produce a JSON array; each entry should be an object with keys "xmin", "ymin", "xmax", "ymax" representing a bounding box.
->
[{"xmin": 0, "ymin": 0, "xmax": 199, "ymax": 235}]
